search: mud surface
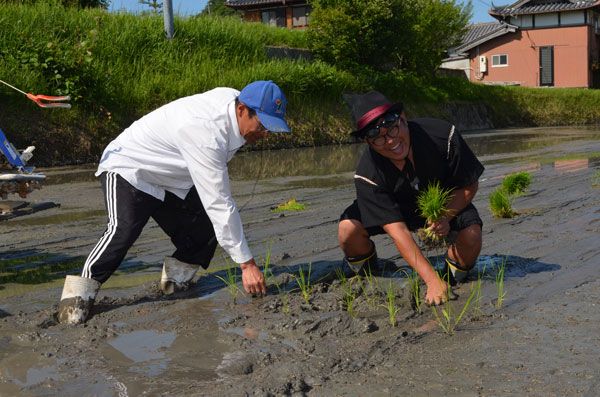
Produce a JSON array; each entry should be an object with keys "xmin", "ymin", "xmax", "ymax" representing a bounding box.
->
[{"xmin": 1, "ymin": 127, "xmax": 600, "ymax": 396}]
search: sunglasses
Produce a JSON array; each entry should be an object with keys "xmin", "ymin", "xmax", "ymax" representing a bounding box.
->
[{"xmin": 364, "ymin": 113, "xmax": 401, "ymax": 146}]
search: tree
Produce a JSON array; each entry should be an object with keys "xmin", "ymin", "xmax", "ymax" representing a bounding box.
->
[
  {"xmin": 139, "ymin": 0, "xmax": 163, "ymax": 15},
  {"xmin": 200, "ymin": 0, "xmax": 238, "ymax": 17},
  {"xmin": 307, "ymin": 0, "xmax": 471, "ymax": 78}
]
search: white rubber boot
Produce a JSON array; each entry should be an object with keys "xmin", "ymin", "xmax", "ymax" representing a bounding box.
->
[
  {"xmin": 160, "ymin": 257, "xmax": 199, "ymax": 295},
  {"xmin": 58, "ymin": 275, "xmax": 101, "ymax": 324}
]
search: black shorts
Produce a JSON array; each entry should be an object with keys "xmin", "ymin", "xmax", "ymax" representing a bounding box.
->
[{"xmin": 340, "ymin": 199, "xmax": 482, "ymax": 237}]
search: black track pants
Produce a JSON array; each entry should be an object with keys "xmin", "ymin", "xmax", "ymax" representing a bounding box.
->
[{"xmin": 81, "ymin": 172, "xmax": 218, "ymax": 283}]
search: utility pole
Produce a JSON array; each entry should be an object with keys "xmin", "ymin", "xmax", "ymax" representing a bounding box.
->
[{"xmin": 163, "ymin": 0, "xmax": 174, "ymax": 40}]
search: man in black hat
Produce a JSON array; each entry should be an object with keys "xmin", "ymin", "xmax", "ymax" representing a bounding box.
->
[{"xmin": 338, "ymin": 91, "xmax": 484, "ymax": 305}]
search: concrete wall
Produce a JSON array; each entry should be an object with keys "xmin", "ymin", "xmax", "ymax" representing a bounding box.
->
[{"xmin": 469, "ymin": 26, "xmax": 594, "ymax": 88}]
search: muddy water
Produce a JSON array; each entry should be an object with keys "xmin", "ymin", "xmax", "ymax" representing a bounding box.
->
[{"xmin": 1, "ymin": 126, "xmax": 600, "ymax": 396}]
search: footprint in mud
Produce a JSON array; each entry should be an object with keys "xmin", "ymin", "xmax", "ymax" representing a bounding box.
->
[{"xmin": 216, "ymin": 351, "xmax": 256, "ymax": 377}]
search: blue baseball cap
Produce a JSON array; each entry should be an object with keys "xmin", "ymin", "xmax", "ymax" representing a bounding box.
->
[{"xmin": 239, "ymin": 80, "xmax": 291, "ymax": 134}]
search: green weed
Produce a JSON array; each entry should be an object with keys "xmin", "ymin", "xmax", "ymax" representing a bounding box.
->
[
  {"xmin": 502, "ymin": 171, "xmax": 532, "ymax": 195},
  {"xmin": 489, "ymin": 187, "xmax": 514, "ymax": 218}
]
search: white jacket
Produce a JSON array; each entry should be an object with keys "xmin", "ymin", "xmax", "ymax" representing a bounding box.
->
[{"xmin": 96, "ymin": 87, "xmax": 252, "ymax": 263}]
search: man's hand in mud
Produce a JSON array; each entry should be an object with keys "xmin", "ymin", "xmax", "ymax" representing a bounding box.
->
[
  {"xmin": 425, "ymin": 276, "xmax": 448, "ymax": 306},
  {"xmin": 429, "ymin": 218, "xmax": 450, "ymax": 237},
  {"xmin": 240, "ymin": 259, "xmax": 267, "ymax": 297}
]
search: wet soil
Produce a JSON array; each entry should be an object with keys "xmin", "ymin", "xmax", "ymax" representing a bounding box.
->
[{"xmin": 1, "ymin": 128, "xmax": 600, "ymax": 396}]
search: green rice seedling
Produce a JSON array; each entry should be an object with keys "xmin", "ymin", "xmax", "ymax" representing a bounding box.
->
[
  {"xmin": 293, "ymin": 262, "xmax": 313, "ymax": 305},
  {"xmin": 494, "ymin": 257, "xmax": 507, "ymax": 309},
  {"xmin": 381, "ymin": 280, "xmax": 401, "ymax": 327},
  {"xmin": 215, "ymin": 261, "xmax": 243, "ymax": 303},
  {"xmin": 271, "ymin": 199, "xmax": 307, "ymax": 212},
  {"xmin": 416, "ymin": 181, "xmax": 454, "ymax": 241},
  {"xmin": 261, "ymin": 242, "xmax": 273, "ymax": 284},
  {"xmin": 502, "ymin": 171, "xmax": 532, "ymax": 195},
  {"xmin": 431, "ymin": 277, "xmax": 480, "ymax": 335},
  {"xmin": 356, "ymin": 275, "xmax": 376, "ymax": 311},
  {"xmin": 593, "ymin": 170, "xmax": 600, "ymax": 186},
  {"xmin": 335, "ymin": 267, "xmax": 358, "ymax": 317},
  {"xmin": 269, "ymin": 270, "xmax": 291, "ymax": 315},
  {"xmin": 473, "ymin": 263, "xmax": 486, "ymax": 318},
  {"xmin": 489, "ymin": 187, "xmax": 514, "ymax": 218},
  {"xmin": 401, "ymin": 268, "xmax": 422, "ymax": 313}
]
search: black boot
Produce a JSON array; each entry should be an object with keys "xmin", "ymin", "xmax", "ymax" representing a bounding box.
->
[
  {"xmin": 439, "ymin": 256, "xmax": 472, "ymax": 286},
  {"xmin": 342, "ymin": 241, "xmax": 378, "ymax": 276}
]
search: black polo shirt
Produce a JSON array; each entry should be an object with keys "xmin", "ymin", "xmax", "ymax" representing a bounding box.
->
[{"xmin": 352, "ymin": 118, "xmax": 484, "ymax": 230}]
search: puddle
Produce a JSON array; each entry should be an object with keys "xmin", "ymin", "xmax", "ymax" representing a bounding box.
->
[
  {"xmin": 0, "ymin": 350, "xmax": 61, "ymax": 388},
  {"xmin": 108, "ymin": 330, "xmax": 176, "ymax": 363}
]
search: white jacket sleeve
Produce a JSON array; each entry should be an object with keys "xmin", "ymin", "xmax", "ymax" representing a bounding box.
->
[{"xmin": 178, "ymin": 138, "xmax": 253, "ymax": 264}]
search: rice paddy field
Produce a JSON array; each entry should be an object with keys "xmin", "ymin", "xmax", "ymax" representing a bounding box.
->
[{"xmin": 1, "ymin": 125, "xmax": 599, "ymax": 395}]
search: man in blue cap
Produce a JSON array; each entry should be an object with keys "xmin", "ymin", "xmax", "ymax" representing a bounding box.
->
[{"xmin": 58, "ymin": 81, "xmax": 291, "ymax": 324}]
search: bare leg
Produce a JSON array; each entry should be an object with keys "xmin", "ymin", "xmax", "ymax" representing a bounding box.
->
[
  {"xmin": 447, "ymin": 224, "xmax": 482, "ymax": 269},
  {"xmin": 338, "ymin": 219, "xmax": 372, "ymax": 257}
]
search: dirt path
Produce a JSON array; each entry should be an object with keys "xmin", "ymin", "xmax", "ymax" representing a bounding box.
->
[{"xmin": 1, "ymin": 131, "xmax": 599, "ymax": 396}]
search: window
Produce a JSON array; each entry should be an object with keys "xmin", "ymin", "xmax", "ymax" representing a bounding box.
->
[
  {"xmin": 261, "ymin": 8, "xmax": 286, "ymax": 28},
  {"xmin": 492, "ymin": 54, "xmax": 508, "ymax": 67},
  {"xmin": 292, "ymin": 5, "xmax": 313, "ymax": 27}
]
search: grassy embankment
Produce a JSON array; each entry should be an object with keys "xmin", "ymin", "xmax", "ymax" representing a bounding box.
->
[{"xmin": 1, "ymin": 3, "xmax": 600, "ymax": 165}]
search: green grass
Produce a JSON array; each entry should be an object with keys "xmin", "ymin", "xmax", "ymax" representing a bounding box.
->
[
  {"xmin": 2, "ymin": 4, "xmax": 600, "ymax": 166},
  {"xmin": 502, "ymin": 171, "xmax": 532, "ymax": 195},
  {"xmin": 489, "ymin": 187, "xmax": 514, "ymax": 218}
]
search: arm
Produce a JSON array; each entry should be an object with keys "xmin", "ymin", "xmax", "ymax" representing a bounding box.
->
[
  {"xmin": 382, "ymin": 222, "xmax": 447, "ymax": 305},
  {"xmin": 179, "ymin": 143, "xmax": 267, "ymax": 296},
  {"xmin": 429, "ymin": 180, "xmax": 479, "ymax": 237}
]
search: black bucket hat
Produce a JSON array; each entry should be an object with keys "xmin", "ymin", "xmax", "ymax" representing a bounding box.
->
[{"xmin": 343, "ymin": 90, "xmax": 403, "ymax": 137}]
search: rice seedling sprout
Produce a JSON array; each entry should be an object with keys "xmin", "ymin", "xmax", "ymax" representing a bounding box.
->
[
  {"xmin": 489, "ymin": 187, "xmax": 513, "ymax": 218},
  {"xmin": 416, "ymin": 181, "xmax": 453, "ymax": 241},
  {"xmin": 593, "ymin": 170, "xmax": 600, "ymax": 186},
  {"xmin": 494, "ymin": 257, "xmax": 507, "ymax": 309},
  {"xmin": 381, "ymin": 280, "xmax": 401, "ymax": 327},
  {"xmin": 294, "ymin": 262, "xmax": 313, "ymax": 305},
  {"xmin": 335, "ymin": 267, "xmax": 358, "ymax": 317},
  {"xmin": 269, "ymin": 269, "xmax": 291, "ymax": 315},
  {"xmin": 431, "ymin": 277, "xmax": 480, "ymax": 335},
  {"xmin": 502, "ymin": 171, "xmax": 532, "ymax": 195},
  {"xmin": 401, "ymin": 268, "xmax": 422, "ymax": 313},
  {"xmin": 215, "ymin": 261, "xmax": 242, "ymax": 303}
]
